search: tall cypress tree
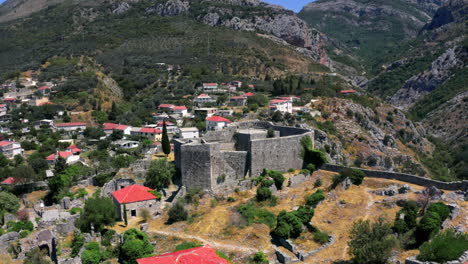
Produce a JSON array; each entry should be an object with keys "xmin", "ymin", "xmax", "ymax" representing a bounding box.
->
[{"xmin": 161, "ymin": 120, "xmax": 171, "ymax": 156}]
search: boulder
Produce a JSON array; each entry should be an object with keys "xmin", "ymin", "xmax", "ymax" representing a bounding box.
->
[
  {"xmin": 0, "ymin": 232, "xmax": 20, "ymax": 254},
  {"xmin": 4, "ymin": 213, "xmax": 17, "ymax": 223},
  {"xmin": 140, "ymin": 223, "xmax": 149, "ymax": 232},
  {"xmin": 288, "ymin": 174, "xmax": 309, "ymax": 188},
  {"xmin": 61, "ymin": 197, "xmax": 71, "ymax": 210}
]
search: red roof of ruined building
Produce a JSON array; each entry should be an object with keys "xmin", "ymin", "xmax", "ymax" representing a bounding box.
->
[
  {"xmin": 340, "ymin": 89, "xmax": 357, "ymax": 94},
  {"xmin": 1, "ymin": 177, "xmax": 16, "ymax": 184},
  {"xmin": 139, "ymin": 127, "xmax": 162, "ymax": 134},
  {"xmin": 206, "ymin": 116, "xmax": 231, "ymax": 123},
  {"xmin": 136, "ymin": 245, "xmax": 229, "ymax": 264},
  {"xmin": 172, "ymin": 106, "xmax": 187, "ymax": 110},
  {"xmin": 112, "ymin": 184, "xmax": 158, "ymax": 204},
  {"xmin": 55, "ymin": 122, "xmax": 86, "ymax": 127}
]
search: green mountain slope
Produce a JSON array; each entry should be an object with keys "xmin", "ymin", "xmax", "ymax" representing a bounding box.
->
[{"xmin": 298, "ymin": 0, "xmax": 443, "ymax": 73}]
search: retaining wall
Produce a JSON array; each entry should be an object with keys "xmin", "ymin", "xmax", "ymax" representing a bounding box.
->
[{"xmin": 322, "ymin": 164, "xmax": 468, "ymax": 191}]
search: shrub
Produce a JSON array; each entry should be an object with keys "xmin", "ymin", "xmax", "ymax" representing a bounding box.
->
[
  {"xmin": 237, "ymin": 203, "xmax": 276, "ymax": 228},
  {"xmin": 272, "ymin": 210, "xmax": 303, "ymax": 239},
  {"xmin": 300, "ymin": 169, "xmax": 310, "ymax": 175},
  {"xmin": 393, "ymin": 201, "xmax": 418, "ymax": 234},
  {"xmin": 416, "ymin": 211, "xmax": 442, "ymax": 245},
  {"xmin": 175, "ymin": 242, "xmax": 202, "ymax": 251},
  {"xmin": 74, "ymin": 188, "xmax": 88, "ymax": 199},
  {"xmin": 313, "ymin": 230, "xmax": 330, "ymax": 244},
  {"xmin": 294, "ymin": 206, "xmax": 314, "ymax": 225},
  {"xmin": 348, "ymin": 217, "xmax": 397, "ymax": 264},
  {"xmin": 331, "ymin": 173, "xmax": 347, "ymax": 189},
  {"xmin": 252, "ymin": 251, "xmax": 268, "ymax": 263},
  {"xmin": 313, "ymin": 178, "xmax": 322, "ymax": 188},
  {"xmin": 19, "ymin": 230, "xmax": 31, "ymax": 238},
  {"xmin": 9, "ymin": 221, "xmax": 34, "ymax": 232},
  {"xmin": 118, "ymin": 228, "xmax": 154, "ymax": 264},
  {"xmin": 306, "ymin": 189, "xmax": 325, "ymax": 207},
  {"xmin": 256, "ymin": 187, "xmax": 272, "ymax": 202},
  {"xmin": 427, "ymin": 202, "xmax": 450, "ymax": 222},
  {"xmin": 140, "ymin": 209, "xmax": 151, "ymax": 223},
  {"xmin": 342, "ymin": 168, "xmax": 365, "ymax": 185},
  {"xmin": 69, "ymin": 207, "xmax": 83, "ymax": 215},
  {"xmin": 417, "ymin": 229, "xmax": 468, "ymax": 263},
  {"xmin": 307, "ymin": 164, "xmax": 316, "ymax": 172},
  {"xmin": 227, "ymin": 197, "xmax": 236, "ymax": 202},
  {"xmin": 168, "ymin": 201, "xmax": 188, "ymax": 223},
  {"xmin": 262, "ymin": 169, "xmax": 285, "ymax": 190},
  {"xmin": 71, "ymin": 231, "xmax": 85, "ymax": 257}
]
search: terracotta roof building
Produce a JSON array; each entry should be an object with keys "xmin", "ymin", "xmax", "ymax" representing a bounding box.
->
[
  {"xmin": 136, "ymin": 245, "xmax": 229, "ymax": 264},
  {"xmin": 111, "ymin": 184, "xmax": 161, "ymax": 221}
]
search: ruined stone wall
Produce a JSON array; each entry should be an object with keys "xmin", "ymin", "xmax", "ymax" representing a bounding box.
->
[
  {"xmin": 322, "ymin": 164, "xmax": 468, "ymax": 191},
  {"xmin": 250, "ymin": 131, "xmax": 313, "ymax": 177}
]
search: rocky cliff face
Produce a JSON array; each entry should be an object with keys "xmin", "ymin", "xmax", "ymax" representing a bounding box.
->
[
  {"xmin": 389, "ymin": 46, "xmax": 467, "ymax": 110},
  {"xmin": 146, "ymin": 0, "xmax": 328, "ymax": 63}
]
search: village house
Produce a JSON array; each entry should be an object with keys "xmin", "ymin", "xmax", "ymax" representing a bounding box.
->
[
  {"xmin": 244, "ymin": 92, "xmax": 254, "ymax": 97},
  {"xmin": 136, "ymin": 245, "xmax": 229, "ymax": 264},
  {"xmin": 111, "ymin": 184, "xmax": 160, "ymax": 221},
  {"xmin": 114, "ymin": 140, "xmax": 140, "ymax": 149},
  {"xmin": 1, "ymin": 177, "xmax": 16, "ymax": 185},
  {"xmin": 152, "ymin": 112, "xmax": 170, "ymax": 122},
  {"xmin": 158, "ymin": 104, "xmax": 174, "ymax": 110},
  {"xmin": 66, "ymin": 145, "xmax": 81, "ymax": 155},
  {"xmin": 46, "ymin": 151, "xmax": 80, "ymax": 165},
  {"xmin": 103, "ymin": 123, "xmax": 132, "ymax": 135},
  {"xmin": 0, "ymin": 140, "xmax": 24, "ymax": 159},
  {"xmin": 270, "ymin": 99, "xmax": 293, "ymax": 114},
  {"xmin": 178, "ymin": 127, "xmax": 199, "ymax": 139},
  {"xmin": 201, "ymin": 83, "xmax": 219, "ymax": 93},
  {"xmin": 195, "ymin": 94, "xmax": 216, "ymax": 105},
  {"xmin": 131, "ymin": 127, "xmax": 162, "ymax": 141},
  {"xmin": 230, "ymin": 96, "xmax": 247, "ymax": 106},
  {"xmin": 171, "ymin": 106, "xmax": 188, "ymax": 117},
  {"xmin": 217, "ymin": 109, "xmax": 234, "ymax": 117},
  {"xmin": 54, "ymin": 122, "xmax": 87, "ymax": 132},
  {"xmin": 34, "ymin": 119, "xmax": 54, "ymax": 129},
  {"xmin": 194, "ymin": 108, "xmax": 218, "ymax": 118},
  {"xmin": 37, "ymin": 86, "xmax": 51, "ymax": 96},
  {"xmin": 154, "ymin": 121, "xmax": 178, "ymax": 134},
  {"xmin": 206, "ymin": 116, "xmax": 232, "ymax": 130},
  {"xmin": 231, "ymin": 80, "xmax": 242, "ymax": 88},
  {"xmin": 0, "ymin": 104, "xmax": 7, "ymax": 116}
]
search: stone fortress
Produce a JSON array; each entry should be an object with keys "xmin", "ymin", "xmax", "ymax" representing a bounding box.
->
[{"xmin": 174, "ymin": 121, "xmax": 314, "ymax": 193}]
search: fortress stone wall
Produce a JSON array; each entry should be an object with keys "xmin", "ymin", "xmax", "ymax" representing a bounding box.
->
[
  {"xmin": 322, "ymin": 164, "xmax": 468, "ymax": 191},
  {"xmin": 174, "ymin": 121, "xmax": 314, "ymax": 193}
]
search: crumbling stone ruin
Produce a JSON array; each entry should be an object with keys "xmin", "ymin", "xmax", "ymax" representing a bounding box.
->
[{"xmin": 174, "ymin": 121, "xmax": 314, "ymax": 193}]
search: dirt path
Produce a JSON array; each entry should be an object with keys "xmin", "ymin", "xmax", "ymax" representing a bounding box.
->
[{"xmin": 152, "ymin": 230, "xmax": 270, "ymax": 254}]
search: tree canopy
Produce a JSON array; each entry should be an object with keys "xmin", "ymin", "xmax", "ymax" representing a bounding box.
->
[
  {"xmin": 145, "ymin": 158, "xmax": 175, "ymax": 189},
  {"xmin": 76, "ymin": 197, "xmax": 116, "ymax": 233}
]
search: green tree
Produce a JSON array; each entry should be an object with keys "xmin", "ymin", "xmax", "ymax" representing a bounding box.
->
[
  {"xmin": 118, "ymin": 228, "xmax": 154, "ymax": 264},
  {"xmin": 252, "ymin": 251, "xmax": 268, "ymax": 263},
  {"xmin": 145, "ymin": 158, "xmax": 175, "ymax": 189},
  {"xmin": 256, "ymin": 186, "xmax": 272, "ymax": 202},
  {"xmin": 0, "ymin": 153, "xmax": 9, "ymax": 167},
  {"xmin": 418, "ymin": 229, "xmax": 468, "ymax": 263},
  {"xmin": 76, "ymin": 197, "xmax": 116, "ymax": 233},
  {"xmin": 82, "ymin": 242, "xmax": 103, "ymax": 264},
  {"xmin": 0, "ymin": 191, "xmax": 21, "ymax": 221},
  {"xmin": 161, "ymin": 120, "xmax": 171, "ymax": 156},
  {"xmin": 348, "ymin": 217, "xmax": 397, "ymax": 264},
  {"xmin": 108, "ymin": 102, "xmax": 119, "ymax": 121},
  {"xmin": 272, "ymin": 210, "xmax": 303, "ymax": 239},
  {"xmin": 12, "ymin": 165, "xmax": 37, "ymax": 184}
]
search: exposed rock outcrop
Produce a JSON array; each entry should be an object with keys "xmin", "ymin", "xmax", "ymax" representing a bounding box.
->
[{"xmin": 146, "ymin": 0, "xmax": 190, "ymax": 16}]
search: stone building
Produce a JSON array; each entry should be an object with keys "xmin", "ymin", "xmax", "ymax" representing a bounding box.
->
[
  {"xmin": 174, "ymin": 121, "xmax": 314, "ymax": 193},
  {"xmin": 111, "ymin": 184, "xmax": 160, "ymax": 221}
]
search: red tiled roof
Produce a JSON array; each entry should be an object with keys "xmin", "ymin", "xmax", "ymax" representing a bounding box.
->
[
  {"xmin": 203, "ymin": 83, "xmax": 218, "ymax": 86},
  {"xmin": 104, "ymin": 123, "xmax": 129, "ymax": 131},
  {"xmin": 0, "ymin": 141, "xmax": 12, "ymax": 147},
  {"xmin": 248, "ymin": 85, "xmax": 255, "ymax": 88},
  {"xmin": 46, "ymin": 151, "xmax": 73, "ymax": 161},
  {"xmin": 159, "ymin": 104, "xmax": 175, "ymax": 109},
  {"xmin": 243, "ymin": 92, "xmax": 254, "ymax": 96},
  {"xmin": 0, "ymin": 104, "xmax": 6, "ymax": 107},
  {"xmin": 230, "ymin": 96, "xmax": 246, "ymax": 100},
  {"xmin": 3, "ymin": 98, "xmax": 16, "ymax": 101},
  {"xmin": 206, "ymin": 116, "xmax": 231, "ymax": 123},
  {"xmin": 197, "ymin": 94, "xmax": 211, "ymax": 98},
  {"xmin": 55, "ymin": 122, "xmax": 87, "ymax": 127},
  {"xmin": 136, "ymin": 245, "xmax": 229, "ymax": 264},
  {"xmin": 112, "ymin": 184, "xmax": 158, "ymax": 204},
  {"xmin": 1, "ymin": 177, "xmax": 16, "ymax": 185},
  {"xmin": 37, "ymin": 86, "xmax": 50, "ymax": 90},
  {"xmin": 67, "ymin": 145, "xmax": 81, "ymax": 153},
  {"xmin": 156, "ymin": 121, "xmax": 174, "ymax": 126},
  {"xmin": 270, "ymin": 99, "xmax": 288, "ymax": 104},
  {"xmin": 172, "ymin": 106, "xmax": 187, "ymax": 110},
  {"xmin": 340, "ymin": 89, "xmax": 358, "ymax": 94},
  {"xmin": 139, "ymin": 127, "xmax": 162, "ymax": 134}
]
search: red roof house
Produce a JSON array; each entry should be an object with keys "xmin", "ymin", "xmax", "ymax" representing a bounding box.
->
[
  {"xmin": 1, "ymin": 177, "xmax": 16, "ymax": 185},
  {"xmin": 206, "ymin": 116, "xmax": 232, "ymax": 123},
  {"xmin": 172, "ymin": 106, "xmax": 187, "ymax": 110},
  {"xmin": 243, "ymin": 92, "xmax": 254, "ymax": 97},
  {"xmin": 136, "ymin": 245, "xmax": 229, "ymax": 264},
  {"xmin": 111, "ymin": 184, "xmax": 161, "ymax": 220},
  {"xmin": 37, "ymin": 86, "xmax": 50, "ymax": 91},
  {"xmin": 159, "ymin": 104, "xmax": 175, "ymax": 109}
]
